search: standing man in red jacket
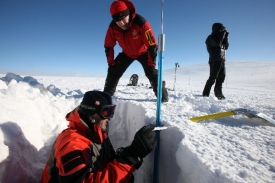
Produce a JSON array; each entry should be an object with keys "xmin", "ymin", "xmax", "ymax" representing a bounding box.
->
[
  {"xmin": 104, "ymin": 0, "xmax": 169, "ymax": 102},
  {"xmin": 40, "ymin": 91, "xmax": 157, "ymax": 183}
]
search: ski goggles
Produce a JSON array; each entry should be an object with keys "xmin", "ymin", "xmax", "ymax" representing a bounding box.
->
[{"xmin": 98, "ymin": 105, "xmax": 116, "ymax": 119}]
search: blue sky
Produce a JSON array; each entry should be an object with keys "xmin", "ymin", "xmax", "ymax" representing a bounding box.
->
[{"xmin": 1, "ymin": 0, "xmax": 275, "ymax": 77}]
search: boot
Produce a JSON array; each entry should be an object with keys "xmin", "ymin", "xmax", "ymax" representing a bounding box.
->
[
  {"xmin": 214, "ymin": 87, "xmax": 225, "ymax": 100},
  {"xmin": 162, "ymin": 86, "xmax": 169, "ymax": 102},
  {"xmin": 202, "ymin": 86, "xmax": 211, "ymax": 97}
]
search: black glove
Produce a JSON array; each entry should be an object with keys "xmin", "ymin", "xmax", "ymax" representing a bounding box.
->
[
  {"xmin": 220, "ymin": 26, "xmax": 229, "ymax": 37},
  {"xmin": 225, "ymin": 31, "xmax": 229, "ymax": 38},
  {"xmin": 220, "ymin": 26, "xmax": 227, "ymax": 32},
  {"xmin": 131, "ymin": 124, "xmax": 157, "ymax": 157},
  {"xmin": 116, "ymin": 124, "xmax": 157, "ymax": 169}
]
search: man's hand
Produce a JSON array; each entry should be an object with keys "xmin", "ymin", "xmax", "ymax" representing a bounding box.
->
[
  {"xmin": 108, "ymin": 59, "xmax": 116, "ymax": 66},
  {"xmin": 220, "ymin": 26, "xmax": 227, "ymax": 32},
  {"xmin": 131, "ymin": 124, "xmax": 157, "ymax": 158},
  {"xmin": 220, "ymin": 27, "xmax": 229, "ymax": 37},
  {"xmin": 225, "ymin": 31, "xmax": 229, "ymax": 38},
  {"xmin": 116, "ymin": 124, "xmax": 157, "ymax": 169}
]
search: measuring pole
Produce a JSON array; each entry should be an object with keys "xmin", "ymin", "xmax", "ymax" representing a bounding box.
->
[
  {"xmin": 153, "ymin": 0, "xmax": 165, "ymax": 182},
  {"xmin": 173, "ymin": 63, "xmax": 179, "ymax": 91}
]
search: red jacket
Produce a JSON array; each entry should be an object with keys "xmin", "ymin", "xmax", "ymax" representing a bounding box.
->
[
  {"xmin": 104, "ymin": 0, "xmax": 158, "ymax": 67},
  {"xmin": 40, "ymin": 109, "xmax": 135, "ymax": 183}
]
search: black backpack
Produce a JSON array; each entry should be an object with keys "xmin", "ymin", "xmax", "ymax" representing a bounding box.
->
[{"xmin": 127, "ymin": 74, "xmax": 139, "ymax": 86}]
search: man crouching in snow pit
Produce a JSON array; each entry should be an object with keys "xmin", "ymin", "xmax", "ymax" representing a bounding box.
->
[
  {"xmin": 40, "ymin": 90, "xmax": 157, "ymax": 183},
  {"xmin": 103, "ymin": 0, "xmax": 169, "ymax": 102}
]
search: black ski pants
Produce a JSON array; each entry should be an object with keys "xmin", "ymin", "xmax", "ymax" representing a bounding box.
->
[
  {"xmin": 203, "ymin": 61, "xmax": 226, "ymax": 95},
  {"xmin": 103, "ymin": 52, "xmax": 166, "ymax": 99}
]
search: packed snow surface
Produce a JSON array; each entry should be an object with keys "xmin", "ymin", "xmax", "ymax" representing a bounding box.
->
[{"xmin": 0, "ymin": 61, "xmax": 275, "ymax": 183}]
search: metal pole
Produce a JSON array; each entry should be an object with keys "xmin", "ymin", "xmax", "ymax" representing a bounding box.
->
[
  {"xmin": 173, "ymin": 63, "xmax": 179, "ymax": 91},
  {"xmin": 153, "ymin": 0, "xmax": 164, "ymax": 182},
  {"xmin": 226, "ymin": 76, "xmax": 228, "ymax": 87}
]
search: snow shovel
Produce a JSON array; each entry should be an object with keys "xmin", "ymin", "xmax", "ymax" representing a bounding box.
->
[{"xmin": 189, "ymin": 108, "xmax": 275, "ymax": 125}]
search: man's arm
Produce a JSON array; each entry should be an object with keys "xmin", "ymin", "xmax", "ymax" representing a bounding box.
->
[
  {"xmin": 84, "ymin": 159, "xmax": 135, "ymax": 183},
  {"xmin": 55, "ymin": 146, "xmax": 134, "ymax": 183},
  {"xmin": 206, "ymin": 31, "xmax": 226, "ymax": 47},
  {"xmin": 104, "ymin": 25, "xmax": 117, "ymax": 66},
  {"xmin": 141, "ymin": 21, "xmax": 158, "ymax": 67},
  {"xmin": 56, "ymin": 155, "xmax": 135, "ymax": 183},
  {"xmin": 223, "ymin": 33, "xmax": 229, "ymax": 50}
]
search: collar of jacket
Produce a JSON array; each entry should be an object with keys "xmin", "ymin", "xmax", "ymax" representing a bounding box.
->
[{"xmin": 66, "ymin": 109, "xmax": 107, "ymax": 144}]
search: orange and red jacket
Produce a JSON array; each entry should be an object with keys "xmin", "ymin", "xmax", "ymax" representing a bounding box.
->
[
  {"xmin": 104, "ymin": 0, "xmax": 158, "ymax": 67},
  {"xmin": 40, "ymin": 108, "xmax": 135, "ymax": 183}
]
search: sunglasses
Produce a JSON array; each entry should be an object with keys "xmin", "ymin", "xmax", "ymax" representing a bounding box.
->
[{"xmin": 98, "ymin": 105, "xmax": 116, "ymax": 119}]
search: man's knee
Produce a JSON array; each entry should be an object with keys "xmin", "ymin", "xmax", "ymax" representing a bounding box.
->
[
  {"xmin": 145, "ymin": 67, "xmax": 158, "ymax": 79},
  {"xmin": 216, "ymin": 76, "xmax": 225, "ymax": 84},
  {"xmin": 206, "ymin": 78, "xmax": 215, "ymax": 86}
]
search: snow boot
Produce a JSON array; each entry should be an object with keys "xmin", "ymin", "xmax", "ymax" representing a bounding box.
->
[
  {"xmin": 214, "ymin": 87, "xmax": 225, "ymax": 100},
  {"xmin": 162, "ymin": 85, "xmax": 169, "ymax": 102},
  {"xmin": 202, "ymin": 89, "xmax": 210, "ymax": 97},
  {"xmin": 202, "ymin": 86, "xmax": 211, "ymax": 97},
  {"xmin": 216, "ymin": 96, "xmax": 226, "ymax": 100}
]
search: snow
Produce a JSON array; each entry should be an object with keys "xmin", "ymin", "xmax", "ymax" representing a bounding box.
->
[{"xmin": 0, "ymin": 61, "xmax": 275, "ymax": 183}]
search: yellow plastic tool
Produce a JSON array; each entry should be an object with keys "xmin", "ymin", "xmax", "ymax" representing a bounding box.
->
[
  {"xmin": 190, "ymin": 111, "xmax": 236, "ymax": 122},
  {"xmin": 189, "ymin": 108, "xmax": 275, "ymax": 126}
]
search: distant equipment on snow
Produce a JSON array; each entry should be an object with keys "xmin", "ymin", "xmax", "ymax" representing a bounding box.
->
[{"xmin": 127, "ymin": 74, "xmax": 139, "ymax": 86}]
